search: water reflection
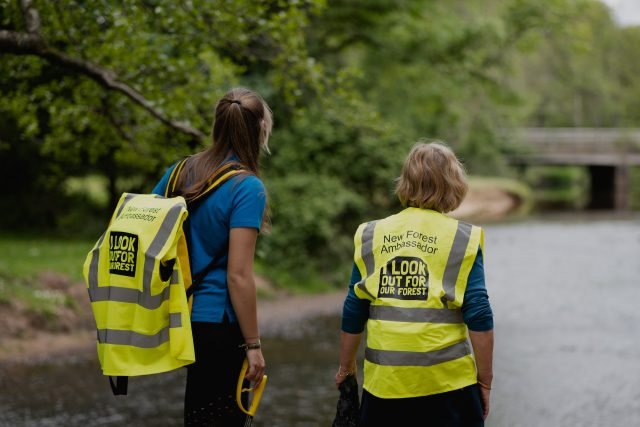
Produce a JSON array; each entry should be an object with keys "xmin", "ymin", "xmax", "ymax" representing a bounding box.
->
[
  {"xmin": 0, "ymin": 316, "xmax": 347, "ymax": 427},
  {"xmin": 1, "ymin": 216, "xmax": 639, "ymax": 426}
]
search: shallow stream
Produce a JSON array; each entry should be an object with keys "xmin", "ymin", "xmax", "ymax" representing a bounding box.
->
[{"xmin": 1, "ymin": 215, "xmax": 639, "ymax": 426}]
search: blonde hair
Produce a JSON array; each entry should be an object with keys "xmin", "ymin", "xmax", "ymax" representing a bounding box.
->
[{"xmin": 395, "ymin": 141, "xmax": 468, "ymax": 213}]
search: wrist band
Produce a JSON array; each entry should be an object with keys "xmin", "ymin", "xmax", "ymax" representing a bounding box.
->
[
  {"xmin": 478, "ymin": 380, "xmax": 492, "ymax": 390},
  {"xmin": 239, "ymin": 340, "xmax": 261, "ymax": 351}
]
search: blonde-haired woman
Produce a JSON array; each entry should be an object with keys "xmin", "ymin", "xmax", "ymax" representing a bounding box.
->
[{"xmin": 336, "ymin": 142, "xmax": 494, "ymax": 426}]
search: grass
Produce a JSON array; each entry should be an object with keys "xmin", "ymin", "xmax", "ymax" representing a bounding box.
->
[
  {"xmin": 0, "ymin": 274, "xmax": 72, "ymax": 319},
  {"xmin": 254, "ymin": 260, "xmax": 338, "ymax": 295},
  {"xmin": 0, "ymin": 234, "xmax": 93, "ymax": 318},
  {"xmin": 0, "ymin": 234, "xmax": 95, "ymax": 282},
  {"xmin": 0, "ymin": 232, "xmax": 334, "ymax": 314}
]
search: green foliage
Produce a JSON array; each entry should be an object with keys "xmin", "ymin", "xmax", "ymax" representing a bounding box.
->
[
  {"xmin": 261, "ymin": 94, "xmax": 405, "ymax": 283},
  {"xmin": 306, "ymin": 0, "xmax": 556, "ymax": 175},
  {"xmin": 1, "ymin": 0, "xmax": 329, "ymax": 213},
  {"xmin": 524, "ymin": 166, "xmax": 589, "ymax": 209},
  {"xmin": 512, "ymin": 0, "xmax": 640, "ymax": 127},
  {"xmin": 2, "ymin": 0, "xmax": 639, "ymax": 290}
]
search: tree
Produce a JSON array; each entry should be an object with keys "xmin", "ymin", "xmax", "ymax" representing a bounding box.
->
[
  {"xmin": 0, "ymin": 0, "xmax": 329, "ymax": 220},
  {"xmin": 305, "ymin": 0, "xmax": 597, "ymax": 174},
  {"xmin": 0, "ymin": 0, "xmax": 400, "ymax": 284},
  {"xmin": 512, "ymin": 0, "xmax": 638, "ymax": 127}
]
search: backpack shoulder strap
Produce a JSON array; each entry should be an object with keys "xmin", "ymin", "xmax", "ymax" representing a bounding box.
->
[
  {"xmin": 164, "ymin": 158, "xmax": 244, "ymax": 203},
  {"xmin": 165, "ymin": 158, "xmax": 190, "ymax": 198},
  {"xmin": 189, "ymin": 161, "xmax": 244, "ymax": 205}
]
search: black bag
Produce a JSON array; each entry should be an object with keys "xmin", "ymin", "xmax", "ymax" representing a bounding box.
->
[{"xmin": 332, "ymin": 375, "xmax": 360, "ymax": 427}]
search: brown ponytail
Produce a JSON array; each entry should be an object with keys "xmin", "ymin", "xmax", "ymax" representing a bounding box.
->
[{"xmin": 175, "ymin": 87, "xmax": 273, "ymax": 202}]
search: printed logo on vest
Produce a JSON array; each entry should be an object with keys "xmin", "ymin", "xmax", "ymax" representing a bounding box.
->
[
  {"xmin": 378, "ymin": 256, "xmax": 429, "ymax": 300},
  {"xmin": 109, "ymin": 231, "xmax": 138, "ymax": 277}
]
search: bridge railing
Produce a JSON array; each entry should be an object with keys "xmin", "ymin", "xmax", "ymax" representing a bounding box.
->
[
  {"xmin": 517, "ymin": 128, "xmax": 640, "ymax": 154},
  {"xmin": 509, "ymin": 128, "xmax": 640, "ymax": 166}
]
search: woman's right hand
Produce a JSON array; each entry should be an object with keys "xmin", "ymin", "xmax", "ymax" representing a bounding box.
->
[
  {"xmin": 245, "ymin": 348, "xmax": 266, "ymax": 385},
  {"xmin": 479, "ymin": 386, "xmax": 491, "ymax": 419}
]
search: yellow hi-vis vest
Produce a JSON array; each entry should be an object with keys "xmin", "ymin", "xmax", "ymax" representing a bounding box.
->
[
  {"xmin": 83, "ymin": 193, "xmax": 195, "ymax": 377},
  {"xmin": 353, "ymin": 207, "xmax": 484, "ymax": 398}
]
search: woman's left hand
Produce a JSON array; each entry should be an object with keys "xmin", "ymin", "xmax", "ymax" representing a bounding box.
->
[
  {"xmin": 245, "ymin": 348, "xmax": 266, "ymax": 385},
  {"xmin": 335, "ymin": 364, "xmax": 356, "ymax": 387}
]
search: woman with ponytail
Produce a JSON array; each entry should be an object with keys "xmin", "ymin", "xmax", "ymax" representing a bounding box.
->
[{"xmin": 153, "ymin": 87, "xmax": 272, "ymax": 426}]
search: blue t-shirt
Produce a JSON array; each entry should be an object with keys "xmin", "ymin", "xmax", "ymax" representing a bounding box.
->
[
  {"xmin": 152, "ymin": 162, "xmax": 266, "ymax": 323},
  {"xmin": 341, "ymin": 247, "xmax": 493, "ymax": 333}
]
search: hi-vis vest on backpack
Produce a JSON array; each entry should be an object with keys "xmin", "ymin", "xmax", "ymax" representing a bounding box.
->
[
  {"xmin": 83, "ymin": 160, "xmax": 244, "ymax": 393},
  {"xmin": 353, "ymin": 207, "xmax": 484, "ymax": 399},
  {"xmin": 83, "ymin": 194, "xmax": 195, "ymax": 379}
]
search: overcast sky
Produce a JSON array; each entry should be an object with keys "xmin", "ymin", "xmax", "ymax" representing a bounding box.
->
[{"xmin": 601, "ymin": 0, "xmax": 640, "ymax": 26}]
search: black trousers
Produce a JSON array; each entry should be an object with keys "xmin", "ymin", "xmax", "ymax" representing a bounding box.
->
[
  {"xmin": 184, "ymin": 321, "xmax": 248, "ymax": 426},
  {"xmin": 359, "ymin": 384, "xmax": 485, "ymax": 427}
]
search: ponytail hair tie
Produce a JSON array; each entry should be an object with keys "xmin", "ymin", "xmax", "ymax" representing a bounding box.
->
[{"xmin": 230, "ymin": 100, "xmax": 241, "ymax": 105}]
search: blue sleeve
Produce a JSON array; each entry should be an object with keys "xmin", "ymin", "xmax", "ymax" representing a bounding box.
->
[
  {"xmin": 462, "ymin": 248, "xmax": 494, "ymax": 332},
  {"xmin": 230, "ymin": 175, "xmax": 266, "ymax": 231},
  {"xmin": 341, "ymin": 263, "xmax": 370, "ymax": 334}
]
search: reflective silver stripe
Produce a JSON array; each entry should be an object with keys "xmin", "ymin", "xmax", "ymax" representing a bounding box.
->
[
  {"xmin": 97, "ymin": 327, "xmax": 170, "ymax": 348},
  {"xmin": 87, "ymin": 232, "xmax": 107, "ymax": 299},
  {"xmin": 96, "ymin": 312, "xmax": 183, "ymax": 348},
  {"xmin": 115, "ymin": 193, "xmax": 136, "ymax": 219},
  {"xmin": 442, "ymin": 221, "xmax": 472, "ymax": 302},
  {"xmin": 171, "ymin": 269, "xmax": 180, "ymax": 284},
  {"xmin": 142, "ymin": 202, "xmax": 185, "ymax": 295},
  {"xmin": 89, "ymin": 269, "xmax": 181, "ymax": 308},
  {"xmin": 355, "ymin": 221, "xmax": 378, "ymax": 299},
  {"xmin": 365, "ymin": 340, "xmax": 471, "ymax": 367},
  {"xmin": 369, "ymin": 305, "xmax": 463, "ymax": 324},
  {"xmin": 88, "ymin": 286, "xmax": 171, "ymax": 310},
  {"xmin": 89, "ymin": 270, "xmax": 181, "ymax": 308},
  {"xmin": 169, "ymin": 312, "xmax": 182, "ymax": 328},
  {"xmin": 356, "ymin": 282, "xmax": 376, "ymax": 300},
  {"xmin": 360, "ymin": 221, "xmax": 378, "ymax": 276}
]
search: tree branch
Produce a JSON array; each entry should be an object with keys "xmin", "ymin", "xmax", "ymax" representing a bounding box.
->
[
  {"xmin": 0, "ymin": 30, "xmax": 43, "ymax": 52},
  {"xmin": 0, "ymin": 2, "xmax": 206, "ymax": 144},
  {"xmin": 102, "ymin": 97, "xmax": 136, "ymax": 145},
  {"xmin": 20, "ymin": 0, "xmax": 41, "ymax": 35}
]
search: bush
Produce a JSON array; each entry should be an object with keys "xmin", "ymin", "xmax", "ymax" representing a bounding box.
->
[
  {"xmin": 524, "ymin": 166, "xmax": 589, "ymax": 210},
  {"xmin": 259, "ymin": 100, "xmax": 405, "ymax": 286}
]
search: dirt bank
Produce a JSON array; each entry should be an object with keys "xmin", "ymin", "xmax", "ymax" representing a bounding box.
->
[
  {"xmin": 450, "ymin": 185, "xmax": 524, "ymax": 223},
  {"xmin": 0, "ymin": 273, "xmax": 346, "ymax": 365}
]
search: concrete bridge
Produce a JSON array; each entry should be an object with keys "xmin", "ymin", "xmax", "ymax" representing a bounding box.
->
[{"xmin": 510, "ymin": 128, "xmax": 640, "ymax": 210}]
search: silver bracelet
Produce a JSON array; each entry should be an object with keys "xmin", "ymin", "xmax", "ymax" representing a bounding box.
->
[{"xmin": 239, "ymin": 340, "xmax": 261, "ymax": 351}]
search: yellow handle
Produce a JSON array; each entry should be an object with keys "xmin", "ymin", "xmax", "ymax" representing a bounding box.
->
[{"xmin": 236, "ymin": 359, "xmax": 268, "ymax": 417}]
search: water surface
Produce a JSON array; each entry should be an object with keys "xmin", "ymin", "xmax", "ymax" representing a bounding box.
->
[{"xmin": 1, "ymin": 215, "xmax": 639, "ymax": 426}]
